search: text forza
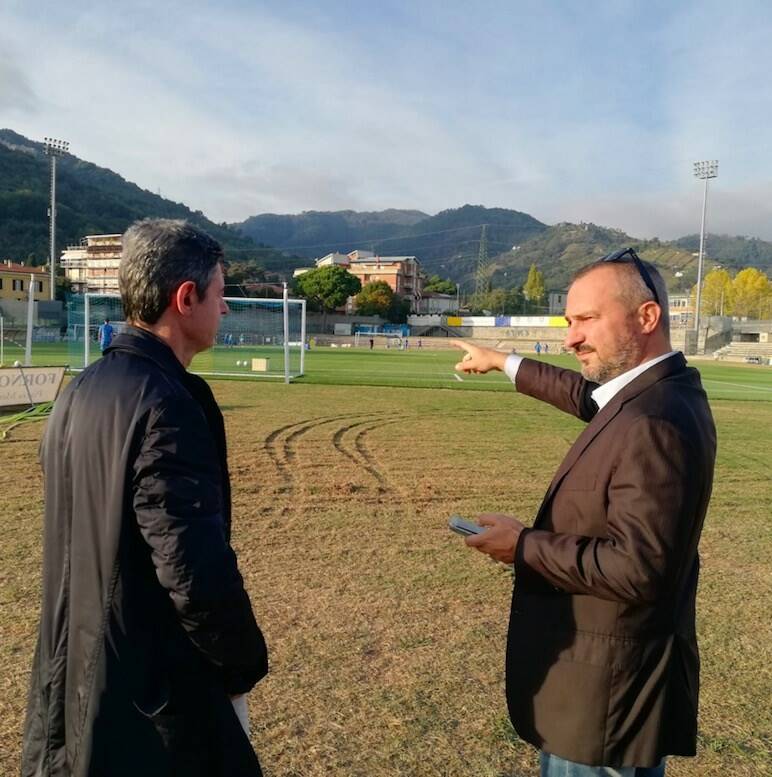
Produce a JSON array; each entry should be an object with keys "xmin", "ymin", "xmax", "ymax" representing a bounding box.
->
[{"xmin": 0, "ymin": 372, "xmax": 60, "ymax": 388}]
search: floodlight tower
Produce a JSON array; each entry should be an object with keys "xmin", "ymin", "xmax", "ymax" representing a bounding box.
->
[
  {"xmin": 692, "ymin": 160, "xmax": 718, "ymax": 343},
  {"xmin": 44, "ymin": 137, "xmax": 70, "ymax": 300}
]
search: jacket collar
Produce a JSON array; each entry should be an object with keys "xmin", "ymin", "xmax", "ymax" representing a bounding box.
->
[
  {"xmin": 105, "ymin": 325, "xmax": 188, "ymax": 381},
  {"xmin": 539, "ymin": 352, "xmax": 687, "ymax": 512}
]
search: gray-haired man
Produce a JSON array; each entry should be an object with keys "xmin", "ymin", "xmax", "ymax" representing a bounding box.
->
[{"xmin": 23, "ymin": 219, "xmax": 268, "ymax": 777}]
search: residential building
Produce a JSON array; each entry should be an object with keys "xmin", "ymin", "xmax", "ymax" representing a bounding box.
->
[
  {"xmin": 548, "ymin": 291, "xmax": 568, "ymax": 315},
  {"xmin": 61, "ymin": 234, "xmax": 122, "ymax": 294},
  {"xmin": 415, "ymin": 292, "xmax": 456, "ymax": 315},
  {"xmin": 316, "ymin": 252, "xmax": 351, "ymax": 267},
  {"xmin": 668, "ymin": 294, "xmax": 693, "ymax": 326},
  {"xmin": 0, "ymin": 261, "xmax": 50, "ymax": 301},
  {"xmin": 293, "ymin": 249, "xmax": 425, "ymax": 312},
  {"xmin": 346, "ymin": 253, "xmax": 423, "ymax": 305}
]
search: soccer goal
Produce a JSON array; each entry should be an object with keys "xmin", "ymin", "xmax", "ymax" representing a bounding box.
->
[
  {"xmin": 353, "ymin": 331, "xmax": 403, "ymax": 349},
  {"xmin": 68, "ymin": 293, "xmax": 307, "ymax": 381}
]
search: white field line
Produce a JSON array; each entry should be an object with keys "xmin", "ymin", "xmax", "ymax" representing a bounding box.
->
[
  {"xmin": 305, "ymin": 366, "xmax": 511, "ymax": 381},
  {"xmin": 453, "ymin": 373, "xmax": 463, "ymax": 382},
  {"xmin": 702, "ymin": 379, "xmax": 772, "ymax": 393}
]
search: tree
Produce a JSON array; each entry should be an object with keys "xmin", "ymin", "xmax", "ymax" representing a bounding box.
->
[
  {"xmin": 294, "ymin": 265, "xmax": 361, "ymax": 312},
  {"xmin": 730, "ymin": 268, "xmax": 770, "ymax": 318},
  {"xmin": 467, "ymin": 286, "xmax": 523, "ymax": 315},
  {"xmin": 386, "ymin": 295, "xmax": 412, "ymax": 324},
  {"xmin": 355, "ymin": 280, "xmax": 394, "ymax": 316},
  {"xmin": 522, "ymin": 263, "xmax": 546, "ymax": 309},
  {"xmin": 697, "ymin": 268, "xmax": 733, "ymax": 316},
  {"xmin": 225, "ymin": 261, "xmax": 266, "ymax": 286},
  {"xmin": 423, "ymin": 274, "xmax": 457, "ymax": 295}
]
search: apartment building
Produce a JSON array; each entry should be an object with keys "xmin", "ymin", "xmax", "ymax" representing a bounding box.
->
[
  {"xmin": 294, "ymin": 249, "xmax": 425, "ymax": 312},
  {"xmin": 61, "ymin": 234, "xmax": 122, "ymax": 294}
]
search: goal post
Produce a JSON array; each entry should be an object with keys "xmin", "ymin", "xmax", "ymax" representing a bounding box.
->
[{"xmin": 70, "ymin": 293, "xmax": 307, "ymax": 380}]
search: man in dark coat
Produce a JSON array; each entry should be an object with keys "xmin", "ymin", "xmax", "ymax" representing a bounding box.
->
[
  {"xmin": 454, "ymin": 251, "xmax": 716, "ymax": 776},
  {"xmin": 22, "ymin": 219, "xmax": 268, "ymax": 777}
]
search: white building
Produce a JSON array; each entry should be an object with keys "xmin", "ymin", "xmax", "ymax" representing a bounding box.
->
[
  {"xmin": 415, "ymin": 292, "xmax": 456, "ymax": 315},
  {"xmin": 61, "ymin": 234, "xmax": 122, "ymax": 294}
]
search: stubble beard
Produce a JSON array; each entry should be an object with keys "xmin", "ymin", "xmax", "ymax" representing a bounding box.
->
[{"xmin": 578, "ymin": 332, "xmax": 643, "ymax": 384}]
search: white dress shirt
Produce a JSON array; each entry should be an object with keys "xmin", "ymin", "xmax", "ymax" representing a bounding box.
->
[{"xmin": 504, "ymin": 351, "xmax": 679, "ymax": 410}]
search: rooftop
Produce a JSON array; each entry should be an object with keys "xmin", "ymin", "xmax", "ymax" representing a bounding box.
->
[{"xmin": 1, "ymin": 260, "xmax": 48, "ymax": 275}]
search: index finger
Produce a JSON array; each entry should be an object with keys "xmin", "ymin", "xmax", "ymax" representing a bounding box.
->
[{"xmin": 451, "ymin": 340, "xmax": 473, "ymax": 353}]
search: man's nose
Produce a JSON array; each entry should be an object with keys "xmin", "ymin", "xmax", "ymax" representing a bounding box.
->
[
  {"xmin": 221, "ymin": 299, "xmax": 230, "ymax": 315},
  {"xmin": 564, "ymin": 325, "xmax": 581, "ymax": 351}
]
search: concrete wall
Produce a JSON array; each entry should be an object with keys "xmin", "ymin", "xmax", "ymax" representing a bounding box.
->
[{"xmin": 306, "ymin": 312, "xmax": 385, "ymax": 335}]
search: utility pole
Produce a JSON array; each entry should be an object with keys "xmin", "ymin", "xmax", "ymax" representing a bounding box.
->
[
  {"xmin": 44, "ymin": 137, "xmax": 70, "ymax": 300},
  {"xmin": 474, "ymin": 225, "xmax": 490, "ymax": 298},
  {"xmin": 693, "ymin": 160, "xmax": 718, "ymax": 350}
]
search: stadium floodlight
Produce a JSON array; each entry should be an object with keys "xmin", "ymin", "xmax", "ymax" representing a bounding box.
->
[
  {"xmin": 692, "ymin": 160, "xmax": 718, "ymax": 344},
  {"xmin": 44, "ymin": 137, "xmax": 70, "ymax": 301}
]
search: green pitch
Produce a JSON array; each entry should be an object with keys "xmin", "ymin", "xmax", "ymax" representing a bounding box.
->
[{"xmin": 3, "ymin": 340, "xmax": 770, "ymax": 402}]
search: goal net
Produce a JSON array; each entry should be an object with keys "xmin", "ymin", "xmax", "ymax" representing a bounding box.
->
[
  {"xmin": 353, "ymin": 331, "xmax": 403, "ymax": 349},
  {"xmin": 68, "ymin": 294, "xmax": 307, "ymax": 380}
]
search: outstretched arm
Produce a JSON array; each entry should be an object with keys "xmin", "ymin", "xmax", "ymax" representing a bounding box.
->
[{"xmin": 453, "ymin": 340, "xmax": 597, "ymax": 421}]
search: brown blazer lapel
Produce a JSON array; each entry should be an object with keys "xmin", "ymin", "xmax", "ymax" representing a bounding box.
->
[{"xmin": 535, "ymin": 353, "xmax": 687, "ymax": 519}]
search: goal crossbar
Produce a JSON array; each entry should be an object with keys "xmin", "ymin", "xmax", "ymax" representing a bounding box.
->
[{"xmin": 80, "ymin": 293, "xmax": 306, "ymax": 381}]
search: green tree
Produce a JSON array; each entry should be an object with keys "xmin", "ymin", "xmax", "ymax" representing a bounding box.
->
[
  {"xmin": 355, "ymin": 280, "xmax": 394, "ymax": 316},
  {"xmin": 522, "ymin": 263, "xmax": 546, "ymax": 309},
  {"xmin": 225, "ymin": 261, "xmax": 266, "ymax": 286},
  {"xmin": 730, "ymin": 268, "xmax": 770, "ymax": 318},
  {"xmin": 423, "ymin": 274, "xmax": 457, "ymax": 295},
  {"xmin": 294, "ymin": 265, "xmax": 362, "ymax": 312},
  {"xmin": 466, "ymin": 286, "xmax": 523, "ymax": 315},
  {"xmin": 386, "ymin": 295, "xmax": 411, "ymax": 324}
]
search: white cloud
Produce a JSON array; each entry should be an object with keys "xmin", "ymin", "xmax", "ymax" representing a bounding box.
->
[{"xmin": 2, "ymin": 0, "xmax": 771, "ymax": 240}]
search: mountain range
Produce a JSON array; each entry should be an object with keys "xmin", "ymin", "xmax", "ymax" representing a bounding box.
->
[{"xmin": 2, "ymin": 128, "xmax": 770, "ymax": 293}]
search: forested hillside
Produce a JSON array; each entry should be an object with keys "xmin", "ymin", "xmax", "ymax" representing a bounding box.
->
[{"xmin": 0, "ymin": 129, "xmax": 294, "ymax": 274}]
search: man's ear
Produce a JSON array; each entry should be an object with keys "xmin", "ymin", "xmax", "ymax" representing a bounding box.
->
[
  {"xmin": 638, "ymin": 300, "xmax": 661, "ymax": 334},
  {"xmin": 172, "ymin": 280, "xmax": 198, "ymax": 317}
]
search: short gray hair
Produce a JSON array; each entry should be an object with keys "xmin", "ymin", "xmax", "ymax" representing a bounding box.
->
[
  {"xmin": 119, "ymin": 219, "xmax": 223, "ymax": 324},
  {"xmin": 572, "ymin": 258, "xmax": 670, "ymax": 336}
]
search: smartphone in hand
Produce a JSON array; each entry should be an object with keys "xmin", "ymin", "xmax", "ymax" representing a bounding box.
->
[{"xmin": 448, "ymin": 515, "xmax": 486, "ymax": 537}]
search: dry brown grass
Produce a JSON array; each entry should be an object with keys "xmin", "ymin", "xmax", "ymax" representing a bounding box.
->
[{"xmin": 1, "ymin": 381, "xmax": 770, "ymax": 776}]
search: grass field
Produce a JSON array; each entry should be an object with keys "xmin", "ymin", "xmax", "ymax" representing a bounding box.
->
[
  {"xmin": 1, "ymin": 348, "xmax": 770, "ymax": 776},
  {"xmin": 3, "ymin": 339, "xmax": 772, "ymax": 401}
]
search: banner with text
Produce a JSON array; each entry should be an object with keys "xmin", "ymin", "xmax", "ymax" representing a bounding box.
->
[{"xmin": 0, "ymin": 366, "xmax": 66, "ymax": 408}]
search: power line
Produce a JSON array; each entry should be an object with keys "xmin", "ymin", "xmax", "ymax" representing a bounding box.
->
[{"xmin": 474, "ymin": 226, "xmax": 492, "ymax": 297}]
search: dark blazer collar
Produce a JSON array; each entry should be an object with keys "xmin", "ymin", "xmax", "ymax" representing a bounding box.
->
[
  {"xmin": 105, "ymin": 325, "xmax": 188, "ymax": 381},
  {"xmin": 604, "ymin": 351, "xmax": 686, "ymax": 411},
  {"xmin": 538, "ymin": 352, "xmax": 687, "ymax": 513}
]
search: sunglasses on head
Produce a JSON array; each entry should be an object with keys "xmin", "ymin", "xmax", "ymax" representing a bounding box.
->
[{"xmin": 599, "ymin": 247, "xmax": 661, "ymax": 306}]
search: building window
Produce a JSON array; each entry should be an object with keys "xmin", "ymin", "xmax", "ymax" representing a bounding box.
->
[
  {"xmin": 0, "ymin": 278, "xmax": 3, "ymax": 290},
  {"xmin": 13, "ymin": 279, "xmax": 24, "ymax": 291}
]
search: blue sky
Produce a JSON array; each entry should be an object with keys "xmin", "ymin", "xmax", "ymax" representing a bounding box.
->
[{"xmin": 2, "ymin": 0, "xmax": 772, "ymax": 239}]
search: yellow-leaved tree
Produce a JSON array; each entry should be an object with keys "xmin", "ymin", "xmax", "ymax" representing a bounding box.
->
[
  {"xmin": 699, "ymin": 268, "xmax": 733, "ymax": 316},
  {"xmin": 730, "ymin": 268, "xmax": 770, "ymax": 319}
]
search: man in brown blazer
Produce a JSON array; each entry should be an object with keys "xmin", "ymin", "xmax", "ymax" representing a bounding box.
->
[{"xmin": 455, "ymin": 250, "xmax": 716, "ymax": 777}]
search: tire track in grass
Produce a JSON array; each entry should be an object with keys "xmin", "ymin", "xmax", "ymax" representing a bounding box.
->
[
  {"xmin": 263, "ymin": 413, "xmax": 385, "ymax": 510},
  {"xmin": 332, "ymin": 418, "xmax": 402, "ymax": 494}
]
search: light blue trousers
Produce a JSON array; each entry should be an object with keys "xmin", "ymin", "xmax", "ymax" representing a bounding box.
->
[{"xmin": 540, "ymin": 752, "xmax": 666, "ymax": 777}]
